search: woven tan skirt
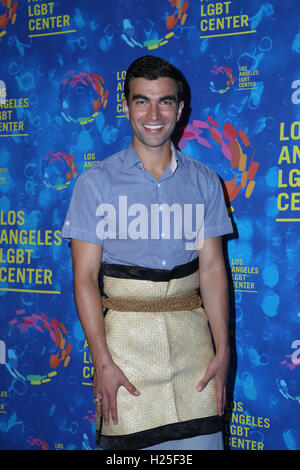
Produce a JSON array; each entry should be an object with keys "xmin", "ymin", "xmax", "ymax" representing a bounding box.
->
[{"xmin": 96, "ymin": 258, "xmax": 222, "ymax": 450}]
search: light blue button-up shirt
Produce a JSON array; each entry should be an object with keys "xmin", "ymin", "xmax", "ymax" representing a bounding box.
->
[{"xmin": 61, "ymin": 143, "xmax": 233, "ymax": 270}]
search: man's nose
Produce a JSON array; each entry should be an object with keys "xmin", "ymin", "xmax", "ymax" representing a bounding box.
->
[{"xmin": 148, "ymin": 102, "xmax": 160, "ymax": 121}]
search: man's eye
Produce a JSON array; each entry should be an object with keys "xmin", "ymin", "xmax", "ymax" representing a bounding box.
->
[
  {"xmin": 136, "ymin": 100, "xmax": 146, "ymax": 105},
  {"xmin": 161, "ymin": 100, "xmax": 173, "ymax": 106}
]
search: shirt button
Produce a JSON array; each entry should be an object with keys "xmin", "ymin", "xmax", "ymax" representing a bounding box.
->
[
  {"xmin": 65, "ymin": 220, "xmax": 70, "ymax": 226},
  {"xmin": 162, "ymin": 260, "xmax": 166, "ymax": 266},
  {"xmin": 161, "ymin": 232, "xmax": 165, "ymax": 238},
  {"xmin": 157, "ymin": 183, "xmax": 160, "ymax": 187}
]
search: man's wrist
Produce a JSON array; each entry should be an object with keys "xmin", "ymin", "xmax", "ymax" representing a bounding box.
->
[
  {"xmin": 93, "ymin": 351, "xmax": 114, "ymax": 369},
  {"xmin": 215, "ymin": 342, "xmax": 230, "ymax": 355}
]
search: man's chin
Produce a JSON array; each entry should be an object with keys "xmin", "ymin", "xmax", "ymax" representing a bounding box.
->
[
  {"xmin": 134, "ymin": 131, "xmax": 174, "ymax": 149},
  {"xmin": 137, "ymin": 137, "xmax": 171, "ymax": 149}
]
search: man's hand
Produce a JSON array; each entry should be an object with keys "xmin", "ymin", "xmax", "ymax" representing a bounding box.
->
[
  {"xmin": 92, "ymin": 360, "xmax": 140, "ymax": 425},
  {"xmin": 71, "ymin": 239, "xmax": 140, "ymax": 426},
  {"xmin": 196, "ymin": 348, "xmax": 229, "ymax": 416}
]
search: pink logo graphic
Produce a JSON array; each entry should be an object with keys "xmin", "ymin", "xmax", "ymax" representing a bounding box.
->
[
  {"xmin": 179, "ymin": 116, "xmax": 259, "ymax": 207},
  {"xmin": 209, "ymin": 65, "xmax": 235, "ymax": 94},
  {"xmin": 7, "ymin": 309, "xmax": 72, "ymax": 385},
  {"xmin": 60, "ymin": 70, "xmax": 109, "ymax": 125},
  {"xmin": 0, "ymin": 0, "xmax": 18, "ymax": 40},
  {"xmin": 42, "ymin": 150, "xmax": 77, "ymax": 190}
]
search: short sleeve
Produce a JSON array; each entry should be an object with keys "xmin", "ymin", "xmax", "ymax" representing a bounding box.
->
[
  {"xmin": 61, "ymin": 173, "xmax": 103, "ymax": 245},
  {"xmin": 203, "ymin": 172, "xmax": 233, "ymax": 239}
]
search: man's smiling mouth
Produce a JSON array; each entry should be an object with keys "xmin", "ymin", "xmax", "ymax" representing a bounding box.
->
[{"xmin": 143, "ymin": 124, "xmax": 165, "ymax": 130}]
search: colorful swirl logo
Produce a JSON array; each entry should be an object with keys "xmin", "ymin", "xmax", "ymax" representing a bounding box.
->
[
  {"xmin": 179, "ymin": 116, "xmax": 259, "ymax": 210},
  {"xmin": 278, "ymin": 346, "xmax": 300, "ymax": 405},
  {"xmin": 42, "ymin": 150, "xmax": 77, "ymax": 190},
  {"xmin": 27, "ymin": 437, "xmax": 49, "ymax": 450},
  {"xmin": 121, "ymin": 0, "xmax": 189, "ymax": 50},
  {"xmin": 209, "ymin": 65, "xmax": 235, "ymax": 94},
  {"xmin": 0, "ymin": 0, "xmax": 18, "ymax": 41},
  {"xmin": 60, "ymin": 70, "xmax": 109, "ymax": 125},
  {"xmin": 7, "ymin": 309, "xmax": 72, "ymax": 385}
]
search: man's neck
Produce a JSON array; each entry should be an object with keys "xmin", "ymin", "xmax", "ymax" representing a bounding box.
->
[{"xmin": 132, "ymin": 139, "xmax": 172, "ymax": 180}]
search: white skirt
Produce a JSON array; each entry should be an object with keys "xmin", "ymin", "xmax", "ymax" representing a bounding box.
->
[{"xmin": 97, "ymin": 259, "xmax": 224, "ymax": 450}]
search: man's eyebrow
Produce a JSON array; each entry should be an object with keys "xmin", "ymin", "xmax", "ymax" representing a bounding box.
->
[
  {"xmin": 131, "ymin": 94, "xmax": 177, "ymax": 102},
  {"xmin": 159, "ymin": 95, "xmax": 177, "ymax": 102},
  {"xmin": 132, "ymin": 94, "xmax": 149, "ymax": 101}
]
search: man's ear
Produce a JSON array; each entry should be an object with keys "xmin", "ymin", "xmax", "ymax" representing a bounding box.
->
[
  {"xmin": 123, "ymin": 98, "xmax": 130, "ymax": 120},
  {"xmin": 177, "ymin": 100, "xmax": 184, "ymax": 122}
]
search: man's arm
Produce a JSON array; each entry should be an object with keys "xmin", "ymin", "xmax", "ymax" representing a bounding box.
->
[
  {"xmin": 196, "ymin": 236, "xmax": 230, "ymax": 416},
  {"xmin": 71, "ymin": 239, "xmax": 140, "ymax": 425}
]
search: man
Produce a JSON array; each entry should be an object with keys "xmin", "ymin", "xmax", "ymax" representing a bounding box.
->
[{"xmin": 61, "ymin": 56, "xmax": 233, "ymax": 450}]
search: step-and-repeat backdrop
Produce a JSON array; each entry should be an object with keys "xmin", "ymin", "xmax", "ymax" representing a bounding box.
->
[{"xmin": 0, "ymin": 0, "xmax": 299, "ymax": 451}]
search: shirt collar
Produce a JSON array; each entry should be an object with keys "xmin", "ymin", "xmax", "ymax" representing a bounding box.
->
[
  {"xmin": 122, "ymin": 143, "xmax": 142, "ymax": 170},
  {"xmin": 123, "ymin": 141, "xmax": 179, "ymax": 173},
  {"xmin": 169, "ymin": 142, "xmax": 178, "ymax": 173}
]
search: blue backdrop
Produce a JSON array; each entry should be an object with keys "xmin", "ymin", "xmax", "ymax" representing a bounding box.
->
[{"xmin": 0, "ymin": 0, "xmax": 299, "ymax": 451}]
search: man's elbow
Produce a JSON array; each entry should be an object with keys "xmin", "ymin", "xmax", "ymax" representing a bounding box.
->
[{"xmin": 73, "ymin": 269, "xmax": 99, "ymax": 291}]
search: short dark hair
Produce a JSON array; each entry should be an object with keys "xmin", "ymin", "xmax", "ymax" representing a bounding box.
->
[{"xmin": 124, "ymin": 55, "xmax": 184, "ymax": 103}]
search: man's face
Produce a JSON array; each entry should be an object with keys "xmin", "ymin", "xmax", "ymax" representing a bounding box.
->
[{"xmin": 123, "ymin": 77, "xmax": 184, "ymax": 150}]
